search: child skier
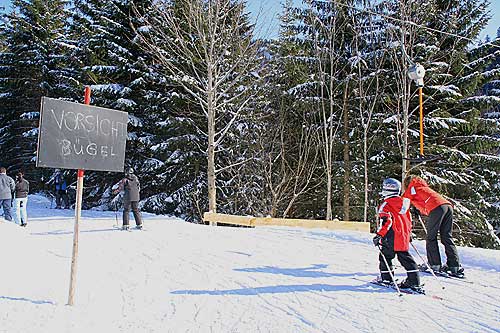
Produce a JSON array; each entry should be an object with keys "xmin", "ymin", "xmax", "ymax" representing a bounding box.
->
[{"xmin": 373, "ymin": 178, "xmax": 422, "ymax": 292}]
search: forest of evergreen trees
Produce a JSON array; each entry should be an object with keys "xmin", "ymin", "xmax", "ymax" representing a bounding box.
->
[{"xmin": 0, "ymin": 0, "xmax": 499, "ymax": 248}]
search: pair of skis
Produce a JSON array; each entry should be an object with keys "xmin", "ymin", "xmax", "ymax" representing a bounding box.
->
[
  {"xmin": 368, "ymin": 278, "xmax": 446, "ymax": 301},
  {"xmin": 368, "ymin": 265, "xmax": 471, "ymax": 300},
  {"xmin": 418, "ymin": 265, "xmax": 472, "ymax": 284},
  {"xmin": 369, "ymin": 278, "xmax": 425, "ymax": 295},
  {"xmin": 112, "ymin": 225, "xmax": 145, "ymax": 232}
]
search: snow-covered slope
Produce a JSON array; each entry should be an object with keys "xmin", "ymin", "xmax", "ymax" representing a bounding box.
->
[{"xmin": 0, "ymin": 195, "xmax": 499, "ymax": 333}]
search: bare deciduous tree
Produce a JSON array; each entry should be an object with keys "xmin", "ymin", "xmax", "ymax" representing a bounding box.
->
[
  {"xmin": 134, "ymin": 0, "xmax": 261, "ymax": 225},
  {"xmin": 261, "ymin": 103, "xmax": 320, "ymax": 218},
  {"xmin": 386, "ymin": 2, "xmax": 421, "ymax": 182},
  {"xmin": 351, "ymin": 5, "xmax": 386, "ymax": 223}
]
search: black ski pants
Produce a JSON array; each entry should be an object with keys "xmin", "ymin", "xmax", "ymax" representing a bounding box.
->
[
  {"xmin": 123, "ymin": 200, "xmax": 142, "ymax": 226},
  {"xmin": 379, "ymin": 229, "xmax": 420, "ymax": 285},
  {"xmin": 55, "ymin": 189, "xmax": 69, "ymax": 209},
  {"xmin": 426, "ymin": 204, "xmax": 460, "ymax": 268}
]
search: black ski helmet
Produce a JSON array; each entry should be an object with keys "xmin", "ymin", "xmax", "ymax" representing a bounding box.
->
[{"xmin": 126, "ymin": 167, "xmax": 134, "ymax": 175}]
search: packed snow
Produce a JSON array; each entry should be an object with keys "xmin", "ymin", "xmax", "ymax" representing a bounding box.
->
[{"xmin": 0, "ymin": 195, "xmax": 499, "ymax": 333}]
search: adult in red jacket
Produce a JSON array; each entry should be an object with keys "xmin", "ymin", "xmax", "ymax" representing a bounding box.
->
[
  {"xmin": 373, "ymin": 178, "xmax": 420, "ymax": 289},
  {"xmin": 402, "ymin": 176, "xmax": 462, "ymax": 277}
]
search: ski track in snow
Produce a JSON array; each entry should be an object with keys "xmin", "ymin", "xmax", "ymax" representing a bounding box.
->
[{"xmin": 0, "ymin": 195, "xmax": 499, "ymax": 332}]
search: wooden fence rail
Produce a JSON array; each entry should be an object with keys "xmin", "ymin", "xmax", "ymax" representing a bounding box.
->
[{"xmin": 203, "ymin": 212, "xmax": 370, "ymax": 233}]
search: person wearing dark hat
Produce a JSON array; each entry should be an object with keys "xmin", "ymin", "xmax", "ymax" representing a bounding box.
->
[
  {"xmin": 14, "ymin": 171, "xmax": 29, "ymax": 227},
  {"xmin": 0, "ymin": 167, "xmax": 15, "ymax": 222},
  {"xmin": 114, "ymin": 168, "xmax": 143, "ymax": 230}
]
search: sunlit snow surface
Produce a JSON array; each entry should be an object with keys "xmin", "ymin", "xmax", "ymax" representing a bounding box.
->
[{"xmin": 0, "ymin": 195, "xmax": 499, "ymax": 332}]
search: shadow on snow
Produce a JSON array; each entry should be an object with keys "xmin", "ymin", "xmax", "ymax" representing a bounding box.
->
[
  {"xmin": 171, "ymin": 282, "xmax": 387, "ymax": 296},
  {"xmin": 234, "ymin": 264, "xmax": 374, "ymax": 278},
  {"xmin": 0, "ymin": 295, "xmax": 55, "ymax": 305},
  {"xmin": 30, "ymin": 228, "xmax": 120, "ymax": 236}
]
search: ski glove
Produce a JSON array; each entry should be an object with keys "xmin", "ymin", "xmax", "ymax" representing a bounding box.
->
[{"xmin": 372, "ymin": 234, "xmax": 382, "ymax": 246}]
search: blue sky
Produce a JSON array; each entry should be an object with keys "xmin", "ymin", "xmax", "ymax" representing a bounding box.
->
[
  {"xmin": 483, "ymin": 0, "xmax": 500, "ymax": 39},
  {"xmin": 0, "ymin": 0, "xmax": 498, "ymax": 40},
  {"xmin": 245, "ymin": 0, "xmax": 289, "ymax": 39},
  {"xmin": 0, "ymin": 0, "xmax": 8, "ymax": 10}
]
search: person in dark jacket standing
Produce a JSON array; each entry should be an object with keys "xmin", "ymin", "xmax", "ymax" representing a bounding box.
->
[
  {"xmin": 373, "ymin": 178, "xmax": 422, "ymax": 292},
  {"xmin": 0, "ymin": 167, "xmax": 15, "ymax": 222},
  {"xmin": 14, "ymin": 171, "xmax": 29, "ymax": 227},
  {"xmin": 114, "ymin": 168, "xmax": 143, "ymax": 230},
  {"xmin": 54, "ymin": 169, "xmax": 69, "ymax": 209},
  {"xmin": 402, "ymin": 175, "xmax": 463, "ymax": 277}
]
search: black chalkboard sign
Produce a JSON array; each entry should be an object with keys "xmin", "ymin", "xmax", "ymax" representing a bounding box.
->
[{"xmin": 36, "ymin": 97, "xmax": 128, "ymax": 172}]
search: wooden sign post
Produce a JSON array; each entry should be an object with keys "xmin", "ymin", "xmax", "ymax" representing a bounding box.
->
[
  {"xmin": 36, "ymin": 87, "xmax": 128, "ymax": 306},
  {"xmin": 67, "ymin": 87, "xmax": 91, "ymax": 306}
]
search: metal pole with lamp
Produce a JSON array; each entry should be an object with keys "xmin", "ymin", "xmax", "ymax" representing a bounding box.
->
[{"xmin": 407, "ymin": 63, "xmax": 426, "ymax": 157}]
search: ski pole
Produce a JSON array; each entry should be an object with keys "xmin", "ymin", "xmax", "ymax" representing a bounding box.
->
[
  {"xmin": 416, "ymin": 213, "xmax": 428, "ymax": 234},
  {"xmin": 410, "ymin": 242, "xmax": 445, "ymax": 290},
  {"xmin": 114, "ymin": 201, "xmax": 118, "ymax": 226},
  {"xmin": 50, "ymin": 194, "xmax": 54, "ymax": 209},
  {"xmin": 377, "ymin": 245, "xmax": 403, "ymax": 296}
]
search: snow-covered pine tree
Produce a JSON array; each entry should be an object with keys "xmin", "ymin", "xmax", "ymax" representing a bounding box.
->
[
  {"xmin": 474, "ymin": 29, "xmax": 500, "ymax": 239},
  {"xmin": 482, "ymin": 29, "xmax": 500, "ymax": 113},
  {"xmin": 0, "ymin": 0, "xmax": 74, "ymax": 183},
  {"xmin": 70, "ymin": 0, "xmax": 175, "ymax": 211},
  {"xmin": 0, "ymin": 17, "xmax": 5, "ymax": 52}
]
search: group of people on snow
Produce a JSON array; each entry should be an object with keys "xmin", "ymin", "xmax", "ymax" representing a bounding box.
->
[
  {"xmin": 0, "ymin": 166, "xmax": 143, "ymax": 230},
  {"xmin": 374, "ymin": 175, "xmax": 464, "ymax": 292},
  {"xmin": 0, "ymin": 167, "xmax": 29, "ymax": 226}
]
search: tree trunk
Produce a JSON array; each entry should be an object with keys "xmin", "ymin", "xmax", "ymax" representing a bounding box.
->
[
  {"xmin": 401, "ymin": 65, "xmax": 410, "ymax": 182},
  {"xmin": 207, "ymin": 65, "xmax": 217, "ymax": 226},
  {"xmin": 363, "ymin": 133, "xmax": 369, "ymax": 223},
  {"xmin": 342, "ymin": 84, "xmax": 350, "ymax": 221}
]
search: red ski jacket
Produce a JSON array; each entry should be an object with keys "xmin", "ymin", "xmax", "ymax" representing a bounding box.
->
[
  {"xmin": 402, "ymin": 177, "xmax": 450, "ymax": 216},
  {"xmin": 376, "ymin": 196, "xmax": 412, "ymax": 252}
]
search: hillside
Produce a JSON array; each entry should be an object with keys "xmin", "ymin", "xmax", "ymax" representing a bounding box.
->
[{"xmin": 0, "ymin": 195, "xmax": 499, "ymax": 333}]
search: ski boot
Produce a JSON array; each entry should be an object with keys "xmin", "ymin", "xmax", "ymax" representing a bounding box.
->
[
  {"xmin": 442, "ymin": 264, "xmax": 465, "ymax": 278},
  {"xmin": 122, "ymin": 225, "xmax": 130, "ymax": 231},
  {"xmin": 418, "ymin": 263, "xmax": 441, "ymax": 273},
  {"xmin": 398, "ymin": 279, "xmax": 425, "ymax": 294},
  {"xmin": 375, "ymin": 276, "xmax": 395, "ymax": 286}
]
